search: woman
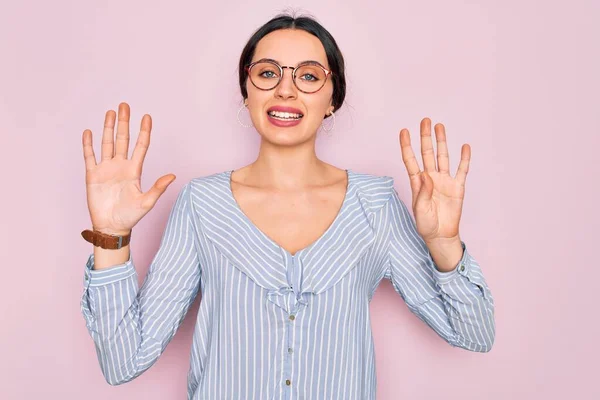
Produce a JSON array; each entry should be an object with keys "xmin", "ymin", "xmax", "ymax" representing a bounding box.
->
[{"xmin": 80, "ymin": 13, "xmax": 495, "ymax": 400}]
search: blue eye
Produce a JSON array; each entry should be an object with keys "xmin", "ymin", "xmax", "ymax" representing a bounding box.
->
[
  {"xmin": 300, "ymin": 74, "xmax": 318, "ymax": 81},
  {"xmin": 260, "ymin": 71, "xmax": 278, "ymax": 78}
]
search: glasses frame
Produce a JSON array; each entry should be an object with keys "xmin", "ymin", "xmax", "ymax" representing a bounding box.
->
[{"xmin": 245, "ymin": 59, "xmax": 333, "ymax": 94}]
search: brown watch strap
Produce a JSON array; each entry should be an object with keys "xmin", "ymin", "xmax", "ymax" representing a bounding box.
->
[{"xmin": 81, "ymin": 229, "xmax": 131, "ymax": 249}]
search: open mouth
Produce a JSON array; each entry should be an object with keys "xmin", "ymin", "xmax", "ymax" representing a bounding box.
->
[{"xmin": 267, "ymin": 110, "xmax": 304, "ymax": 121}]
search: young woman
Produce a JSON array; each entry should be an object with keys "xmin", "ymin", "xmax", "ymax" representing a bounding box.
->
[{"xmin": 80, "ymin": 13, "xmax": 495, "ymax": 400}]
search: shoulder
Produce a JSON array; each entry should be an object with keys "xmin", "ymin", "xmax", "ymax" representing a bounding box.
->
[
  {"xmin": 189, "ymin": 170, "xmax": 230, "ymax": 186},
  {"xmin": 167, "ymin": 171, "xmax": 232, "ymax": 214},
  {"xmin": 348, "ymin": 169, "xmax": 396, "ymax": 218},
  {"xmin": 186, "ymin": 170, "xmax": 231, "ymax": 195}
]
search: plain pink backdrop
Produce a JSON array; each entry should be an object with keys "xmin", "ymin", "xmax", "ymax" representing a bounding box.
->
[{"xmin": 1, "ymin": 0, "xmax": 598, "ymax": 399}]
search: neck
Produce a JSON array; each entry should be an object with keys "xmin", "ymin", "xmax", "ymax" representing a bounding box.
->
[{"xmin": 243, "ymin": 139, "xmax": 330, "ymax": 190}]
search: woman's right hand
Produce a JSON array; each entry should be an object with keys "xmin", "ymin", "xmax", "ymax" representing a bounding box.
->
[{"xmin": 82, "ymin": 102, "xmax": 177, "ymax": 236}]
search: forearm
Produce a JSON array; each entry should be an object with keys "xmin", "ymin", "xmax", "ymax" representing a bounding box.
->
[
  {"xmin": 82, "ymin": 255, "xmax": 161, "ymax": 385},
  {"xmin": 423, "ymin": 242, "xmax": 496, "ymax": 352},
  {"xmin": 417, "ymin": 283, "xmax": 495, "ymax": 352}
]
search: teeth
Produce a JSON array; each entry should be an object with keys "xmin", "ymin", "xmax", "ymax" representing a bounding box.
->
[{"xmin": 268, "ymin": 110, "xmax": 303, "ymax": 119}]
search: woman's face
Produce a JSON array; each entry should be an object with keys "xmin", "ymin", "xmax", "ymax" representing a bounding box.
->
[{"xmin": 244, "ymin": 29, "xmax": 334, "ymax": 146}]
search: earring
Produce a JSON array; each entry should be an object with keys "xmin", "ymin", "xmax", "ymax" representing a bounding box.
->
[
  {"xmin": 321, "ymin": 111, "xmax": 335, "ymax": 133},
  {"xmin": 237, "ymin": 103, "xmax": 253, "ymax": 128}
]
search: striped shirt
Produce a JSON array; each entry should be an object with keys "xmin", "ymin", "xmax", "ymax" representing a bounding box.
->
[{"xmin": 81, "ymin": 169, "xmax": 495, "ymax": 399}]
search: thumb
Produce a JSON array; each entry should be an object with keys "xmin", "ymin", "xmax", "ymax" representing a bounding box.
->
[{"xmin": 141, "ymin": 174, "xmax": 176, "ymax": 210}]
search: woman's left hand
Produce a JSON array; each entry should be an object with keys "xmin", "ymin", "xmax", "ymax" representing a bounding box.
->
[{"xmin": 399, "ymin": 117, "xmax": 470, "ymax": 246}]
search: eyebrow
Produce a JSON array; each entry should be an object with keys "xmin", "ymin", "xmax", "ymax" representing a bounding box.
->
[{"xmin": 257, "ymin": 57, "xmax": 325, "ymax": 67}]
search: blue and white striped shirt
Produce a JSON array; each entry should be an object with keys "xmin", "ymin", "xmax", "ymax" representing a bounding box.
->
[{"xmin": 81, "ymin": 169, "xmax": 495, "ymax": 399}]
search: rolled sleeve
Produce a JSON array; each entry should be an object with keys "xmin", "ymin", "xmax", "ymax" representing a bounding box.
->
[
  {"xmin": 83, "ymin": 252, "xmax": 137, "ymax": 288},
  {"xmin": 429, "ymin": 241, "xmax": 492, "ymax": 301}
]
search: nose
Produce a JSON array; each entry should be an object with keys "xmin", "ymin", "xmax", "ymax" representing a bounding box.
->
[{"xmin": 274, "ymin": 67, "xmax": 297, "ymax": 100}]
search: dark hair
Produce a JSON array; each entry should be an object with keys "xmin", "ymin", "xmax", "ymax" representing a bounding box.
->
[{"xmin": 238, "ymin": 13, "xmax": 346, "ymax": 117}]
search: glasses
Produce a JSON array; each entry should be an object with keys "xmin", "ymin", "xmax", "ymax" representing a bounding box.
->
[{"xmin": 245, "ymin": 58, "xmax": 332, "ymax": 94}]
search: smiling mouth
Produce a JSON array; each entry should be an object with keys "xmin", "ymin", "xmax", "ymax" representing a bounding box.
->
[{"xmin": 267, "ymin": 111, "xmax": 304, "ymax": 120}]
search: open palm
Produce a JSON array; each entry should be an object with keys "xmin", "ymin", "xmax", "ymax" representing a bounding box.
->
[
  {"xmin": 82, "ymin": 103, "xmax": 176, "ymax": 235},
  {"xmin": 399, "ymin": 118, "xmax": 470, "ymax": 244}
]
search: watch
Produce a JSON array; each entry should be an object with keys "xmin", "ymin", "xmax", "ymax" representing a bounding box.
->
[{"xmin": 81, "ymin": 229, "xmax": 131, "ymax": 250}]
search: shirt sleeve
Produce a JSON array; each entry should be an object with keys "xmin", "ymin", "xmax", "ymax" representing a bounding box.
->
[
  {"xmin": 384, "ymin": 187, "xmax": 495, "ymax": 352},
  {"xmin": 80, "ymin": 182, "xmax": 202, "ymax": 385}
]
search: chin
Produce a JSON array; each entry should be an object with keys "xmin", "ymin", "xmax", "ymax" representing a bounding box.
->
[{"xmin": 259, "ymin": 127, "xmax": 315, "ymax": 147}]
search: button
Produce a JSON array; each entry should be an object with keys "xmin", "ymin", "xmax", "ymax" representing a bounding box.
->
[
  {"xmin": 459, "ymin": 264, "xmax": 465, "ymax": 272},
  {"xmin": 285, "ymin": 379, "xmax": 291, "ymax": 386},
  {"xmin": 288, "ymin": 347, "xmax": 293, "ymax": 354},
  {"xmin": 289, "ymin": 314, "xmax": 295, "ymax": 321}
]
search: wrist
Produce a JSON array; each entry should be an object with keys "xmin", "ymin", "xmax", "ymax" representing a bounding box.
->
[
  {"xmin": 82, "ymin": 228, "xmax": 132, "ymax": 250},
  {"xmin": 425, "ymin": 236, "xmax": 463, "ymax": 272},
  {"xmin": 94, "ymin": 227, "xmax": 131, "ymax": 236}
]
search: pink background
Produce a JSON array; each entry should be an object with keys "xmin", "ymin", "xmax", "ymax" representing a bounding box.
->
[{"xmin": 1, "ymin": 0, "xmax": 598, "ymax": 399}]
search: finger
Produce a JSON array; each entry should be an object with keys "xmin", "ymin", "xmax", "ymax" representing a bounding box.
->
[
  {"xmin": 434, "ymin": 123, "xmax": 450, "ymax": 175},
  {"xmin": 115, "ymin": 102, "xmax": 131, "ymax": 159},
  {"xmin": 455, "ymin": 143, "xmax": 471, "ymax": 186},
  {"xmin": 399, "ymin": 128, "xmax": 423, "ymax": 198},
  {"xmin": 82, "ymin": 129, "xmax": 97, "ymax": 170},
  {"xmin": 101, "ymin": 109, "xmax": 116, "ymax": 161},
  {"xmin": 420, "ymin": 118, "xmax": 437, "ymax": 172},
  {"xmin": 131, "ymin": 114, "xmax": 152, "ymax": 172},
  {"xmin": 399, "ymin": 129, "xmax": 422, "ymax": 177},
  {"xmin": 141, "ymin": 174, "xmax": 177, "ymax": 210}
]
